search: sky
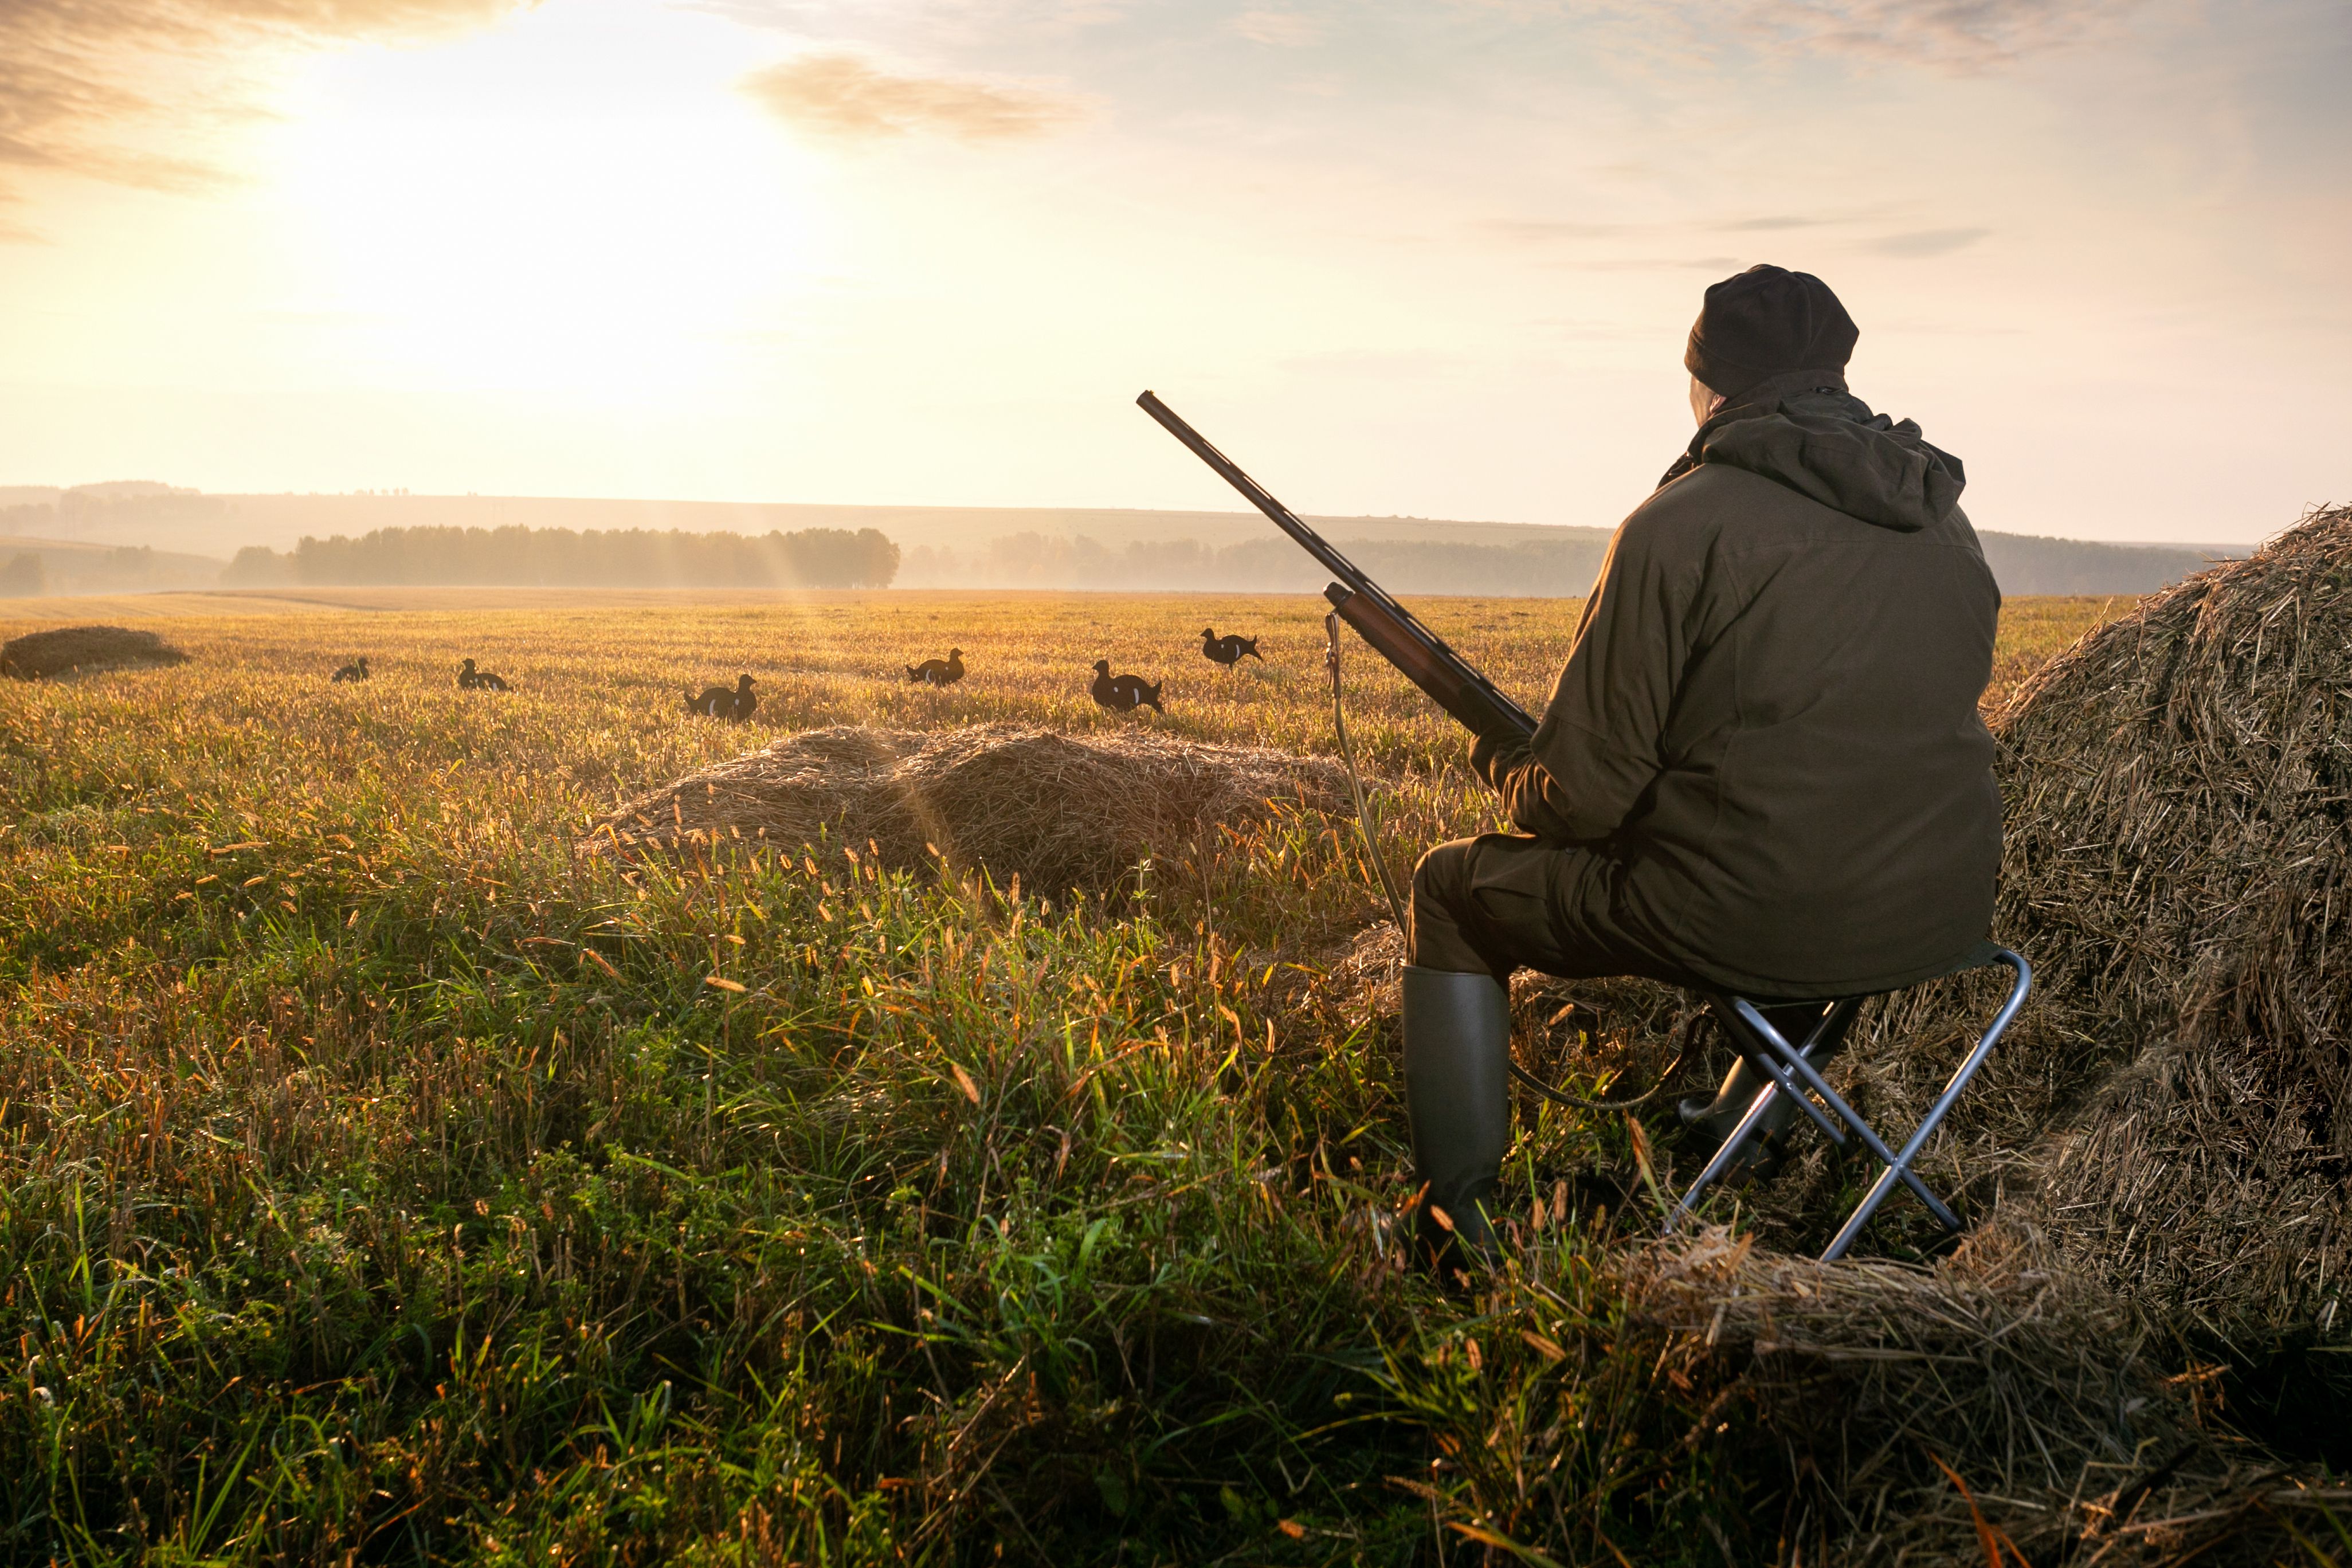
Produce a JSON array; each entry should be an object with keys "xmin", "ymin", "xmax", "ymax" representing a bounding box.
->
[{"xmin": 0, "ymin": 0, "xmax": 2345, "ymax": 544}]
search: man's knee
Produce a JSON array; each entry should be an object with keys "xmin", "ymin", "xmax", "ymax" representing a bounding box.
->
[
  {"xmin": 1410, "ymin": 839, "xmax": 1487, "ymax": 973},
  {"xmin": 1413, "ymin": 838, "xmax": 1478, "ymax": 913}
]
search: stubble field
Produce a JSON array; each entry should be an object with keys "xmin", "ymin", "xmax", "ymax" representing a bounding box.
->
[{"xmin": 0, "ymin": 587, "xmax": 2127, "ymax": 1565}]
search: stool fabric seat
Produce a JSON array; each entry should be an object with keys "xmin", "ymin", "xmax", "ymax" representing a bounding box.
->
[{"xmin": 1664, "ymin": 943, "xmax": 2031, "ymax": 1260}]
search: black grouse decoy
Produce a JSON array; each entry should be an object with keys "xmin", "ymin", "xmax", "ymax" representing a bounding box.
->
[
  {"xmin": 685, "ymin": 673, "xmax": 758, "ymax": 722},
  {"xmin": 331, "ymin": 655, "xmax": 371, "ymax": 683},
  {"xmin": 457, "ymin": 657, "xmax": 509, "ymax": 692},
  {"xmin": 906, "ymin": 649, "xmax": 965, "ymax": 687},
  {"xmin": 1199, "ymin": 628, "xmax": 1262, "ymax": 667},
  {"xmin": 1091, "ymin": 659, "xmax": 1164, "ymax": 714}
]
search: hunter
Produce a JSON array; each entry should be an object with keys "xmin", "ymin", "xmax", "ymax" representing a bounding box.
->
[{"xmin": 1404, "ymin": 264, "xmax": 2002, "ymax": 1268}]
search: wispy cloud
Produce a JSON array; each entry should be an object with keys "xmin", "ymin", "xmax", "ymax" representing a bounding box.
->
[
  {"xmin": 1234, "ymin": 10, "xmax": 1330, "ymax": 46},
  {"xmin": 1574, "ymin": 254, "xmax": 1744, "ymax": 273},
  {"xmin": 0, "ymin": 0, "xmax": 518, "ymax": 225},
  {"xmin": 742, "ymin": 54, "xmax": 1086, "ymax": 143},
  {"xmin": 1480, "ymin": 210, "xmax": 1974, "ymax": 266},
  {"xmin": 1478, "ymin": 219, "xmax": 1635, "ymax": 243},
  {"xmin": 1443, "ymin": 0, "xmax": 2149, "ymax": 71},
  {"xmin": 1720, "ymin": 0, "xmax": 2150, "ymax": 70},
  {"xmin": 1871, "ymin": 226, "xmax": 1992, "ymax": 257}
]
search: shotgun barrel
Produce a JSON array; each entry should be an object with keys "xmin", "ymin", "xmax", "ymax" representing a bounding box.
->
[{"xmin": 1135, "ymin": 390, "xmax": 1537, "ymax": 740}]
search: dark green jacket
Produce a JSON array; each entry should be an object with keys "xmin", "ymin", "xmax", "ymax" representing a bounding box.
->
[{"xmin": 1475, "ymin": 370, "xmax": 2002, "ymax": 996}]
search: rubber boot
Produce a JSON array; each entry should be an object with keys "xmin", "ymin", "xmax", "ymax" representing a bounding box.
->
[
  {"xmin": 1401, "ymin": 966, "xmax": 1512, "ymax": 1275},
  {"xmin": 1677, "ymin": 1056, "xmax": 1793, "ymax": 1148},
  {"xmin": 1677, "ymin": 1005, "xmax": 1849, "ymax": 1173}
]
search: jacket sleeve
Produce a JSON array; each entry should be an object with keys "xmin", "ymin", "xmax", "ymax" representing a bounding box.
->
[{"xmin": 1478, "ymin": 513, "xmax": 1698, "ymax": 842}]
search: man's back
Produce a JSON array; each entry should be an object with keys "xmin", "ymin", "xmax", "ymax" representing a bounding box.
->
[{"xmin": 1508, "ymin": 382, "xmax": 2002, "ymax": 996}]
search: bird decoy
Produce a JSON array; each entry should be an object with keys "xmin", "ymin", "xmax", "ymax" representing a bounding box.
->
[
  {"xmin": 907, "ymin": 649, "xmax": 965, "ymax": 687},
  {"xmin": 331, "ymin": 656, "xmax": 371, "ymax": 683},
  {"xmin": 457, "ymin": 657, "xmax": 509, "ymax": 692},
  {"xmin": 1091, "ymin": 659, "xmax": 1164, "ymax": 714},
  {"xmin": 1199, "ymin": 628, "xmax": 1262, "ymax": 667},
  {"xmin": 685, "ymin": 673, "xmax": 757, "ymax": 722}
]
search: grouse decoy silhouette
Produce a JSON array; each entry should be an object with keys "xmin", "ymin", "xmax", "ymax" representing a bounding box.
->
[
  {"xmin": 906, "ymin": 649, "xmax": 965, "ymax": 687},
  {"xmin": 457, "ymin": 657, "xmax": 509, "ymax": 692},
  {"xmin": 1091, "ymin": 659, "xmax": 1164, "ymax": 714},
  {"xmin": 685, "ymin": 673, "xmax": 757, "ymax": 722},
  {"xmin": 1199, "ymin": 628, "xmax": 1262, "ymax": 667},
  {"xmin": 331, "ymin": 656, "xmax": 370, "ymax": 683}
]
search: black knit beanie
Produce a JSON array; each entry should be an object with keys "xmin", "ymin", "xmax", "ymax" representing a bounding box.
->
[{"xmin": 1684, "ymin": 264, "xmax": 1857, "ymax": 400}]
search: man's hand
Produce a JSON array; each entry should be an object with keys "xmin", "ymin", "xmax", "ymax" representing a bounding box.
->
[
  {"xmin": 1469, "ymin": 726, "xmax": 1528, "ymax": 792},
  {"xmin": 1470, "ymin": 724, "xmax": 1577, "ymax": 841}
]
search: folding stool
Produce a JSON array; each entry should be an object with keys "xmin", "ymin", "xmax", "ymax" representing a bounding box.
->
[{"xmin": 1665, "ymin": 942, "xmax": 2032, "ymax": 1261}]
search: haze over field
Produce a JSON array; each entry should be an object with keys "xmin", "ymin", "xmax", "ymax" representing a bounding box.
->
[
  {"xmin": 0, "ymin": 0, "xmax": 2343, "ymax": 546},
  {"xmin": 0, "ymin": 485, "xmax": 2227, "ymax": 597}
]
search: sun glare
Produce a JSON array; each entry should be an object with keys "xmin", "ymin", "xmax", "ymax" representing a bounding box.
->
[{"xmin": 268, "ymin": 0, "xmax": 829, "ymax": 406}]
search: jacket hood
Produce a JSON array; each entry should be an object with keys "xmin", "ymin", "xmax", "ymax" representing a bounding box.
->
[{"xmin": 1669, "ymin": 369, "xmax": 1966, "ymax": 533}]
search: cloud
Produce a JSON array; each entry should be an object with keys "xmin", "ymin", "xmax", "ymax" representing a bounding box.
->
[
  {"xmin": 1456, "ymin": 0, "xmax": 2150, "ymax": 72},
  {"xmin": 1233, "ymin": 10, "xmax": 1329, "ymax": 46},
  {"xmin": 1870, "ymin": 226, "xmax": 1992, "ymax": 257},
  {"xmin": 0, "ymin": 0, "xmax": 518, "ymax": 224},
  {"xmin": 1570, "ymin": 254, "xmax": 1744, "ymax": 273},
  {"xmin": 1477, "ymin": 219, "xmax": 1636, "ymax": 244},
  {"xmin": 742, "ymin": 54, "xmax": 1085, "ymax": 143},
  {"xmin": 1719, "ymin": 0, "xmax": 2149, "ymax": 70}
]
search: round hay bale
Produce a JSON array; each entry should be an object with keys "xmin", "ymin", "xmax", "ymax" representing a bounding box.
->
[
  {"xmin": 1, "ymin": 625, "xmax": 187, "ymax": 681},
  {"xmin": 589, "ymin": 722, "xmax": 1349, "ymax": 897},
  {"xmin": 1977, "ymin": 504, "xmax": 2352, "ymax": 1337}
]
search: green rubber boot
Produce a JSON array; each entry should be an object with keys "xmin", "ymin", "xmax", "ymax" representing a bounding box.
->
[
  {"xmin": 1677, "ymin": 1056, "xmax": 1795, "ymax": 1148},
  {"xmin": 1677, "ymin": 1005, "xmax": 1850, "ymax": 1173},
  {"xmin": 1401, "ymin": 966, "xmax": 1513, "ymax": 1273}
]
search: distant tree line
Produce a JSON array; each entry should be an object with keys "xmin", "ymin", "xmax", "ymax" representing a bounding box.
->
[
  {"xmin": 897, "ymin": 528, "xmax": 2226, "ymax": 598},
  {"xmin": 900, "ymin": 531, "xmax": 1615, "ymax": 596},
  {"xmin": 1, "ymin": 553, "xmax": 45, "ymax": 596},
  {"xmin": 1973, "ymin": 533, "xmax": 2217, "ymax": 596},
  {"xmin": 0, "ymin": 544, "xmax": 203, "ymax": 596},
  {"xmin": 224, "ymin": 524, "xmax": 902, "ymax": 589}
]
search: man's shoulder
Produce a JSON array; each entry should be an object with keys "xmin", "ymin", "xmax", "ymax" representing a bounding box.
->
[
  {"xmin": 1613, "ymin": 464, "xmax": 1782, "ymax": 554},
  {"xmin": 1632, "ymin": 460, "xmax": 1853, "ymax": 528}
]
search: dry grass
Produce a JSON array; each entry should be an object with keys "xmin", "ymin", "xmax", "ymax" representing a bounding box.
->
[{"xmin": 0, "ymin": 583, "xmax": 2176, "ymax": 1565}]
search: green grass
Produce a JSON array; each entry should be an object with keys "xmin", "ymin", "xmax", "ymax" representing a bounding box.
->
[{"xmin": 0, "ymin": 589, "xmax": 2130, "ymax": 1563}]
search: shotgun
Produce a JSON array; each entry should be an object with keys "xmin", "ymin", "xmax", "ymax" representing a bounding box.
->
[{"xmin": 1136, "ymin": 391, "xmax": 1537, "ymax": 740}]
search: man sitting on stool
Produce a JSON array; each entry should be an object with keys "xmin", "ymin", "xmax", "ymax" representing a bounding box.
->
[{"xmin": 1405, "ymin": 264, "xmax": 2002, "ymax": 1268}]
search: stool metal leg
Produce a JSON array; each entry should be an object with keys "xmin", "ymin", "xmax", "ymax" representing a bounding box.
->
[
  {"xmin": 1666, "ymin": 999, "xmax": 1857, "ymax": 1232},
  {"xmin": 1730, "ymin": 998, "xmax": 1962, "ymax": 1232},
  {"xmin": 1820, "ymin": 951, "xmax": 2030, "ymax": 1260},
  {"xmin": 1723, "ymin": 1003, "xmax": 1851, "ymax": 1148},
  {"xmin": 1664, "ymin": 1077, "xmax": 1781, "ymax": 1233},
  {"xmin": 1664, "ymin": 954, "xmax": 2031, "ymax": 1260}
]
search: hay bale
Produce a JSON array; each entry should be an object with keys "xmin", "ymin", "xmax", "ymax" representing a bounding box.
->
[
  {"xmin": 0, "ymin": 625, "xmax": 187, "ymax": 680},
  {"xmin": 1979, "ymin": 504, "xmax": 2352, "ymax": 1338},
  {"xmin": 589, "ymin": 722, "xmax": 1347, "ymax": 896}
]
